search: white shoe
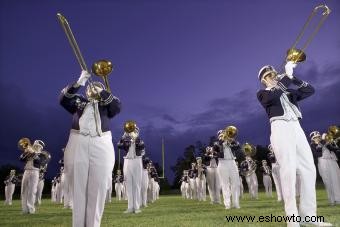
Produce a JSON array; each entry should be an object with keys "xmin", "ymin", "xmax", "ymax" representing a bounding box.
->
[
  {"xmin": 123, "ymin": 209, "xmax": 133, "ymax": 214},
  {"xmin": 287, "ymin": 222, "xmax": 300, "ymax": 227},
  {"xmin": 134, "ymin": 209, "xmax": 142, "ymax": 214},
  {"xmin": 301, "ymin": 222, "xmax": 333, "ymax": 227}
]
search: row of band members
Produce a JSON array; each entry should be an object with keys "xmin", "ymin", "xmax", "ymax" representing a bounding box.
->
[
  {"xmin": 50, "ymin": 156, "xmax": 160, "ymax": 208},
  {"xmin": 179, "ymin": 129, "xmax": 340, "ymax": 208},
  {"xmin": 5, "ymin": 136, "xmax": 161, "ymax": 213},
  {"xmin": 4, "ymin": 128, "xmax": 339, "ymax": 209}
]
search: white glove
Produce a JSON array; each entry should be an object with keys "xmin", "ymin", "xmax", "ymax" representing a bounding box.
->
[
  {"xmin": 284, "ymin": 61, "xmax": 297, "ymax": 78},
  {"xmin": 77, "ymin": 70, "xmax": 91, "ymax": 86}
]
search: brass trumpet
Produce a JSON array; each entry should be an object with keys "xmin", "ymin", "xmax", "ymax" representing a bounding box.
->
[
  {"xmin": 286, "ymin": 4, "xmax": 331, "ymax": 63},
  {"xmin": 57, "ymin": 13, "xmax": 113, "ymax": 92}
]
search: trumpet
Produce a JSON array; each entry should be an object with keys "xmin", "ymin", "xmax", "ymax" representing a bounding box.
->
[
  {"xmin": 286, "ymin": 4, "xmax": 331, "ymax": 63},
  {"xmin": 57, "ymin": 13, "xmax": 113, "ymax": 92}
]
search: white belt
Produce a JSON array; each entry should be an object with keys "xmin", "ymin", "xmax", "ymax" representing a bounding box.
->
[{"xmin": 70, "ymin": 129, "xmax": 111, "ymax": 137}]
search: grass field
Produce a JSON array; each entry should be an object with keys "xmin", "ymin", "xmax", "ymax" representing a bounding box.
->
[{"xmin": 0, "ymin": 189, "xmax": 339, "ymax": 227}]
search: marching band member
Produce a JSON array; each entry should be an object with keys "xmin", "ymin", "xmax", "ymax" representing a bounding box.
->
[
  {"xmin": 118, "ymin": 123, "xmax": 145, "ymax": 214},
  {"xmin": 195, "ymin": 157, "xmax": 206, "ymax": 201},
  {"xmin": 148, "ymin": 164, "xmax": 158, "ymax": 203},
  {"xmin": 4, "ymin": 170, "xmax": 18, "ymax": 205},
  {"xmin": 56, "ymin": 166, "xmax": 65, "ymax": 204},
  {"xmin": 114, "ymin": 170, "xmax": 124, "ymax": 201},
  {"xmin": 152, "ymin": 171, "xmax": 160, "ymax": 201},
  {"xmin": 268, "ymin": 144, "xmax": 282, "ymax": 202},
  {"xmin": 60, "ymin": 149, "xmax": 72, "ymax": 209},
  {"xmin": 188, "ymin": 163, "xmax": 197, "ymax": 200},
  {"xmin": 147, "ymin": 163, "xmax": 154, "ymax": 203},
  {"xmin": 257, "ymin": 62, "xmax": 331, "ymax": 226},
  {"xmin": 214, "ymin": 129, "xmax": 241, "ymax": 209},
  {"xmin": 310, "ymin": 131, "xmax": 340, "ymax": 205},
  {"xmin": 20, "ymin": 139, "xmax": 48, "ymax": 214},
  {"xmin": 60, "ymin": 70, "xmax": 121, "ymax": 226},
  {"xmin": 204, "ymin": 146, "xmax": 221, "ymax": 204},
  {"xmin": 36, "ymin": 149, "xmax": 50, "ymax": 206},
  {"xmin": 180, "ymin": 170, "xmax": 188, "ymax": 198},
  {"xmin": 240, "ymin": 155, "xmax": 258, "ymax": 200},
  {"xmin": 261, "ymin": 160, "xmax": 272, "ymax": 197},
  {"xmin": 141, "ymin": 156, "xmax": 150, "ymax": 207},
  {"xmin": 51, "ymin": 177, "xmax": 57, "ymax": 202}
]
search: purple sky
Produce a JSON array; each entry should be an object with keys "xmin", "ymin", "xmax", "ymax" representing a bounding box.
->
[{"xmin": 1, "ymin": 0, "xmax": 339, "ymax": 182}]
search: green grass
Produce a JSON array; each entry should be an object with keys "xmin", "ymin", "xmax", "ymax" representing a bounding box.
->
[{"xmin": 0, "ymin": 189, "xmax": 339, "ymax": 227}]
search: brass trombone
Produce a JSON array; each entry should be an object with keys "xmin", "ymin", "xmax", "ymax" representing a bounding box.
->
[
  {"xmin": 57, "ymin": 13, "xmax": 113, "ymax": 92},
  {"xmin": 286, "ymin": 4, "xmax": 331, "ymax": 63}
]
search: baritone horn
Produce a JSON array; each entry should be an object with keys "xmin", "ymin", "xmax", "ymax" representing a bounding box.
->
[
  {"xmin": 224, "ymin": 125, "xmax": 238, "ymax": 140},
  {"xmin": 56, "ymin": 13, "xmax": 113, "ymax": 92},
  {"xmin": 242, "ymin": 142, "xmax": 256, "ymax": 157},
  {"xmin": 328, "ymin": 125, "xmax": 340, "ymax": 139},
  {"xmin": 286, "ymin": 4, "xmax": 331, "ymax": 63},
  {"xmin": 124, "ymin": 120, "xmax": 137, "ymax": 133}
]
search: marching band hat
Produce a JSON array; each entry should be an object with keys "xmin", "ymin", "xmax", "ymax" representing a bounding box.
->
[{"xmin": 258, "ymin": 65, "xmax": 277, "ymax": 81}]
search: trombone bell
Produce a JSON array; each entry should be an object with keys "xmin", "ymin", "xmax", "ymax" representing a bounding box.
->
[
  {"xmin": 92, "ymin": 60, "xmax": 113, "ymax": 77},
  {"xmin": 92, "ymin": 60, "xmax": 113, "ymax": 92},
  {"xmin": 286, "ymin": 48, "xmax": 306, "ymax": 63}
]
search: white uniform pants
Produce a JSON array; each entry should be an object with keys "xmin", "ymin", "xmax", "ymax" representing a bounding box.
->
[
  {"xmin": 21, "ymin": 169, "xmax": 39, "ymax": 213},
  {"xmin": 263, "ymin": 175, "xmax": 272, "ymax": 197},
  {"xmin": 271, "ymin": 163, "xmax": 282, "ymax": 201},
  {"xmin": 245, "ymin": 172, "xmax": 258, "ymax": 199},
  {"xmin": 105, "ymin": 177, "xmax": 113, "ymax": 203},
  {"xmin": 189, "ymin": 178, "xmax": 197, "ymax": 199},
  {"xmin": 180, "ymin": 182, "xmax": 186, "ymax": 198},
  {"xmin": 318, "ymin": 158, "xmax": 340, "ymax": 204},
  {"xmin": 57, "ymin": 173, "xmax": 65, "ymax": 204},
  {"xmin": 270, "ymin": 120, "xmax": 316, "ymax": 219},
  {"xmin": 63, "ymin": 171, "xmax": 73, "ymax": 209},
  {"xmin": 141, "ymin": 169, "xmax": 149, "ymax": 206},
  {"xmin": 217, "ymin": 159, "xmax": 240, "ymax": 208},
  {"xmin": 240, "ymin": 176, "xmax": 244, "ymax": 198},
  {"xmin": 153, "ymin": 181, "xmax": 159, "ymax": 200},
  {"xmin": 115, "ymin": 183, "xmax": 123, "ymax": 201},
  {"xmin": 36, "ymin": 180, "xmax": 44, "ymax": 205},
  {"xmin": 122, "ymin": 182, "xmax": 127, "ymax": 200},
  {"xmin": 147, "ymin": 177, "xmax": 154, "ymax": 202},
  {"xmin": 64, "ymin": 131, "xmax": 115, "ymax": 227},
  {"xmin": 51, "ymin": 185, "xmax": 56, "ymax": 202},
  {"xmin": 206, "ymin": 167, "xmax": 221, "ymax": 203},
  {"xmin": 5, "ymin": 183, "xmax": 15, "ymax": 205},
  {"xmin": 123, "ymin": 157, "xmax": 142, "ymax": 211},
  {"xmin": 195, "ymin": 177, "xmax": 204, "ymax": 201}
]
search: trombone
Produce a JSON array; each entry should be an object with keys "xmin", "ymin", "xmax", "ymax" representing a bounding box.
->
[
  {"xmin": 56, "ymin": 13, "xmax": 113, "ymax": 92},
  {"xmin": 285, "ymin": 4, "xmax": 331, "ymax": 63}
]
